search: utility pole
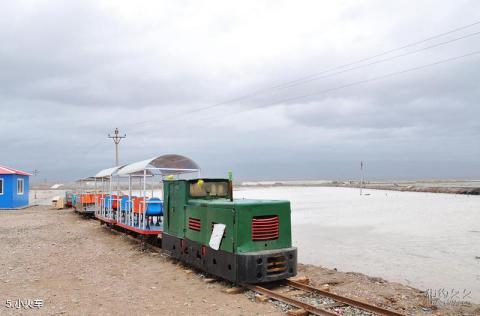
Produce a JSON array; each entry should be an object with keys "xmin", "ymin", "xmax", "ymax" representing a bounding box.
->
[
  {"xmin": 360, "ymin": 161, "xmax": 365, "ymax": 196},
  {"xmin": 108, "ymin": 128, "xmax": 126, "ymax": 166},
  {"xmin": 32, "ymin": 169, "xmax": 39, "ymax": 202}
]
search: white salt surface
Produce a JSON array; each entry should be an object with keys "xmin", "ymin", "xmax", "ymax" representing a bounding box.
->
[
  {"xmin": 30, "ymin": 190, "xmax": 67, "ymax": 206},
  {"xmin": 235, "ymin": 186, "xmax": 480, "ymax": 302}
]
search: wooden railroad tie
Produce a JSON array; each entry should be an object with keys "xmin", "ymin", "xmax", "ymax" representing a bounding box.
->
[
  {"xmin": 254, "ymin": 294, "xmax": 269, "ymax": 303},
  {"xmin": 289, "ymin": 276, "xmax": 310, "ymax": 285},
  {"xmin": 203, "ymin": 278, "xmax": 217, "ymax": 283},
  {"xmin": 224, "ymin": 287, "xmax": 245, "ymax": 294},
  {"xmin": 287, "ymin": 308, "xmax": 308, "ymax": 316}
]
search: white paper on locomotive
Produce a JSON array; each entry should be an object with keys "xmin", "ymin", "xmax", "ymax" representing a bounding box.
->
[{"xmin": 209, "ymin": 223, "xmax": 226, "ymax": 250}]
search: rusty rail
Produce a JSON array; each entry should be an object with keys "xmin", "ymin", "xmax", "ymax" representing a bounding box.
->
[
  {"xmin": 243, "ymin": 283, "xmax": 339, "ymax": 316},
  {"xmin": 285, "ymin": 279, "xmax": 404, "ymax": 316}
]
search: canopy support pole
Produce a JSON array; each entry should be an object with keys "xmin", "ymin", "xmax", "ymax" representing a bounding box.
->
[
  {"xmin": 94, "ymin": 178, "xmax": 97, "ymax": 214},
  {"xmin": 143, "ymin": 169, "xmax": 147, "ymax": 230},
  {"xmin": 109, "ymin": 176, "xmax": 112, "ymax": 219},
  {"xmin": 116, "ymin": 174, "xmax": 120, "ymax": 222},
  {"xmin": 151, "ymin": 174, "xmax": 154, "ymax": 198},
  {"xmin": 129, "ymin": 175, "xmax": 132, "ymax": 226}
]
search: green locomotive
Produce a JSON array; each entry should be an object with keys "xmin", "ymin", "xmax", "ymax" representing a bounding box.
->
[{"xmin": 162, "ymin": 178, "xmax": 297, "ymax": 283}]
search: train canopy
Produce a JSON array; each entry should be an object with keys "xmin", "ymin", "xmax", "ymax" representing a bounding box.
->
[
  {"xmin": 117, "ymin": 154, "xmax": 200, "ymax": 176},
  {"xmin": 75, "ymin": 176, "xmax": 97, "ymax": 182},
  {"xmin": 95, "ymin": 165, "xmax": 126, "ymax": 179}
]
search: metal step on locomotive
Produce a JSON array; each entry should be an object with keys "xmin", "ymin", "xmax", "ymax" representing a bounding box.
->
[{"xmin": 69, "ymin": 154, "xmax": 297, "ymax": 283}]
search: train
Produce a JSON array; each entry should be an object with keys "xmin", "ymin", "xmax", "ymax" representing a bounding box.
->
[{"xmin": 70, "ymin": 154, "xmax": 297, "ymax": 284}]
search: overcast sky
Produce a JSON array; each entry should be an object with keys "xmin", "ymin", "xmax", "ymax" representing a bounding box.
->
[{"xmin": 1, "ymin": 0, "xmax": 479, "ymax": 182}]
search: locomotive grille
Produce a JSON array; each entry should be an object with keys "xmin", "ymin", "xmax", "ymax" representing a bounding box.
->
[
  {"xmin": 188, "ymin": 217, "xmax": 201, "ymax": 231},
  {"xmin": 266, "ymin": 255, "xmax": 287, "ymax": 275},
  {"xmin": 252, "ymin": 215, "xmax": 279, "ymax": 241}
]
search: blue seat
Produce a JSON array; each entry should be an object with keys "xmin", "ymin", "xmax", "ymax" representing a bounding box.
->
[
  {"xmin": 121, "ymin": 196, "xmax": 131, "ymax": 212},
  {"xmin": 104, "ymin": 195, "xmax": 114, "ymax": 209},
  {"xmin": 145, "ymin": 197, "xmax": 163, "ymax": 216}
]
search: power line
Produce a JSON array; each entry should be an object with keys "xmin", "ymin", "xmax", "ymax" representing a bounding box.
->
[
  {"xmin": 264, "ymin": 20, "xmax": 480, "ymax": 89},
  {"xmin": 269, "ymin": 31, "xmax": 480, "ymax": 90},
  {"xmin": 89, "ymin": 45, "xmax": 480, "ymax": 153},
  {"xmin": 155, "ymin": 19, "xmax": 480, "ymax": 118},
  {"xmin": 79, "ymin": 129, "xmax": 126, "ymax": 169},
  {"xmin": 202, "ymin": 50, "xmax": 480, "ymax": 120},
  {"xmin": 77, "ymin": 19, "xmax": 480, "ymax": 155},
  {"xmin": 100, "ymin": 20, "xmax": 480, "ymax": 133}
]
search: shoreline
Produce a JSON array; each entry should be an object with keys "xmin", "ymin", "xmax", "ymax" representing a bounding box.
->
[
  {"xmin": 31, "ymin": 179, "xmax": 480, "ymax": 196},
  {"xmin": 238, "ymin": 180, "xmax": 480, "ymax": 195}
]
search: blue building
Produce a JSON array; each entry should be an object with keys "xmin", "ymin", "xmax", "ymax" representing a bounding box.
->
[{"xmin": 0, "ymin": 165, "xmax": 31, "ymax": 209}]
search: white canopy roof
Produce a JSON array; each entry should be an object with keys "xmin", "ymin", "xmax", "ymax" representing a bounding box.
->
[
  {"xmin": 117, "ymin": 154, "xmax": 200, "ymax": 176},
  {"xmin": 75, "ymin": 176, "xmax": 96, "ymax": 182},
  {"xmin": 95, "ymin": 165, "xmax": 125, "ymax": 178}
]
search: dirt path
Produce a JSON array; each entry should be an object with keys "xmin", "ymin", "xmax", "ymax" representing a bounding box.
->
[{"xmin": 0, "ymin": 206, "xmax": 281, "ymax": 315}]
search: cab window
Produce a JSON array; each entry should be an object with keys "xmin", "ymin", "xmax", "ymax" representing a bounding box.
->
[{"xmin": 189, "ymin": 181, "xmax": 228, "ymax": 198}]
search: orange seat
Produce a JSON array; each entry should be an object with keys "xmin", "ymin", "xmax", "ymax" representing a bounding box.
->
[
  {"xmin": 132, "ymin": 197, "xmax": 149, "ymax": 213},
  {"xmin": 81, "ymin": 194, "xmax": 94, "ymax": 204},
  {"xmin": 132, "ymin": 197, "xmax": 141, "ymax": 213},
  {"xmin": 139, "ymin": 200, "xmax": 146, "ymax": 213},
  {"xmin": 112, "ymin": 195, "xmax": 118, "ymax": 209}
]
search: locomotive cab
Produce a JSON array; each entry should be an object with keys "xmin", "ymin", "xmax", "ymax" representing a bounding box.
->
[{"xmin": 162, "ymin": 178, "xmax": 297, "ymax": 283}]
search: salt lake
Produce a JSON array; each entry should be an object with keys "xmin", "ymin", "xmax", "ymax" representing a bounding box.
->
[{"xmin": 236, "ymin": 186, "xmax": 480, "ymax": 302}]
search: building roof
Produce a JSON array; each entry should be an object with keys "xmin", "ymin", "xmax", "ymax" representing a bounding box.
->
[{"xmin": 0, "ymin": 165, "xmax": 32, "ymax": 176}]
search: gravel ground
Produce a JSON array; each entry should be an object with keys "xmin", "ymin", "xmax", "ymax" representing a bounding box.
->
[{"xmin": 0, "ymin": 206, "xmax": 281, "ymax": 315}]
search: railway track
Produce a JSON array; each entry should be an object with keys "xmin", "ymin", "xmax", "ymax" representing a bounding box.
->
[
  {"xmin": 103, "ymin": 221, "xmax": 405, "ymax": 316},
  {"xmin": 244, "ymin": 280, "xmax": 405, "ymax": 316}
]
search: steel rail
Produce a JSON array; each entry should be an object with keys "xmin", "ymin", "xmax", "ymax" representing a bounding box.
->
[
  {"xmin": 243, "ymin": 283, "xmax": 339, "ymax": 316},
  {"xmin": 285, "ymin": 280, "xmax": 405, "ymax": 316}
]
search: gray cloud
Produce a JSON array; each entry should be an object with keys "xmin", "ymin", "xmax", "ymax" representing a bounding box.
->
[{"xmin": 1, "ymin": 0, "xmax": 479, "ymax": 181}]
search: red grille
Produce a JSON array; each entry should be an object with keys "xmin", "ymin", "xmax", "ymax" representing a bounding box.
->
[
  {"xmin": 252, "ymin": 215, "xmax": 279, "ymax": 241},
  {"xmin": 188, "ymin": 217, "xmax": 201, "ymax": 231}
]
